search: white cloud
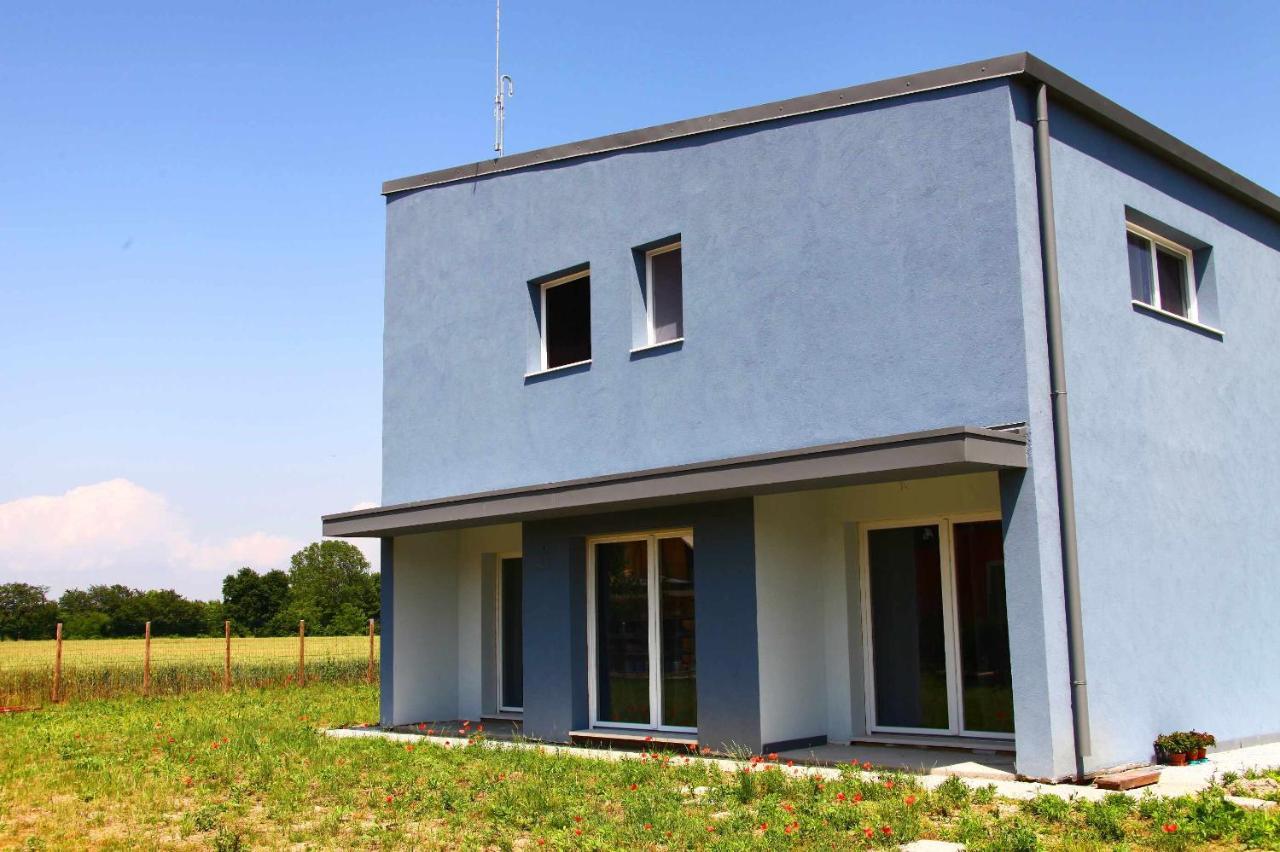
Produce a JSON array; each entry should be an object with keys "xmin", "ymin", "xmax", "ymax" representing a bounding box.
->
[{"xmin": 0, "ymin": 479, "xmax": 300, "ymax": 600}]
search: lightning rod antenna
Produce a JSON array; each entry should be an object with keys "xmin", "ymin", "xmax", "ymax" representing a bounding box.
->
[{"xmin": 494, "ymin": 0, "xmax": 514, "ymax": 156}]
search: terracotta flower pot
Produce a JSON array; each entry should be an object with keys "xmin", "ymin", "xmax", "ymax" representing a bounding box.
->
[
  {"xmin": 1195, "ymin": 746, "xmax": 1207, "ymax": 760},
  {"xmin": 1168, "ymin": 752, "xmax": 1188, "ymax": 766}
]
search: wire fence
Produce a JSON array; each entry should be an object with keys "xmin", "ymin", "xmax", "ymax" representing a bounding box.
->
[{"xmin": 0, "ymin": 620, "xmax": 378, "ymax": 708}]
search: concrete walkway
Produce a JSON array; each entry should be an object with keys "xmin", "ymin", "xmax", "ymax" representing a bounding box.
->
[{"xmin": 324, "ymin": 726, "xmax": 1280, "ymax": 807}]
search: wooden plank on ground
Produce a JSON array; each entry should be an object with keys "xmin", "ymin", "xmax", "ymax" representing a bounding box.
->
[{"xmin": 1094, "ymin": 767, "xmax": 1161, "ymax": 790}]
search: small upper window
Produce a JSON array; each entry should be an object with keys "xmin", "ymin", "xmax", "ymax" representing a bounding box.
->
[
  {"xmin": 541, "ymin": 270, "xmax": 591, "ymax": 370},
  {"xmin": 645, "ymin": 243, "xmax": 683, "ymax": 345},
  {"xmin": 1126, "ymin": 224, "xmax": 1197, "ymax": 322}
]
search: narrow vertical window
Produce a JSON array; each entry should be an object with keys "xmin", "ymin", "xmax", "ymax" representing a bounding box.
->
[
  {"xmin": 645, "ymin": 243, "xmax": 683, "ymax": 345},
  {"xmin": 541, "ymin": 270, "xmax": 591, "ymax": 369},
  {"xmin": 1125, "ymin": 224, "xmax": 1196, "ymax": 322}
]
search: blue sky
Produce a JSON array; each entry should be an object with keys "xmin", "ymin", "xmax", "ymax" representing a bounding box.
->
[{"xmin": 2, "ymin": 1, "xmax": 1277, "ymax": 599}]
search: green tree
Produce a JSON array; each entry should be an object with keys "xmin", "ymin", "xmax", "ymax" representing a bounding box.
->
[
  {"xmin": 222, "ymin": 567, "xmax": 290, "ymax": 636},
  {"xmin": 0, "ymin": 583, "xmax": 58, "ymax": 640},
  {"xmin": 283, "ymin": 541, "xmax": 377, "ymax": 635}
]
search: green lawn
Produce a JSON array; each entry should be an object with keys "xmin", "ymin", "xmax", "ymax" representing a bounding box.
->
[{"xmin": 1, "ymin": 685, "xmax": 1278, "ymax": 850}]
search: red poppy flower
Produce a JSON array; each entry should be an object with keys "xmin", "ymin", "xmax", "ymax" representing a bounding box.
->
[
  {"xmin": 881, "ymin": 826, "xmax": 893, "ymax": 836},
  {"xmin": 417, "ymin": 723, "xmax": 426, "ymax": 731},
  {"xmin": 706, "ymin": 825, "xmax": 716, "ymax": 832},
  {"xmin": 385, "ymin": 795, "xmax": 394, "ymax": 803},
  {"xmin": 644, "ymin": 823, "xmax": 652, "ymax": 831},
  {"xmin": 1163, "ymin": 823, "xmax": 1178, "ymax": 833},
  {"xmin": 782, "ymin": 803, "xmax": 794, "ymax": 813},
  {"xmin": 784, "ymin": 824, "xmax": 795, "ymax": 834},
  {"xmin": 884, "ymin": 780, "xmax": 894, "ymax": 789},
  {"xmin": 768, "ymin": 752, "xmax": 779, "ymax": 761},
  {"xmin": 853, "ymin": 793, "xmax": 863, "ymax": 802},
  {"xmin": 836, "ymin": 792, "xmax": 847, "ymax": 802},
  {"xmin": 760, "ymin": 822, "xmax": 768, "ymax": 831},
  {"xmin": 863, "ymin": 827, "xmax": 874, "ymax": 838},
  {"xmin": 787, "ymin": 759, "xmax": 795, "ymax": 767},
  {"xmin": 644, "ymin": 735, "xmax": 653, "ymax": 742},
  {"xmin": 573, "ymin": 815, "xmax": 583, "ymax": 823},
  {"xmin": 904, "ymin": 795, "xmax": 916, "ymax": 806},
  {"xmin": 862, "ymin": 761, "xmax": 873, "ymax": 770},
  {"xmin": 536, "ymin": 840, "xmax": 546, "ymax": 846},
  {"xmin": 573, "ymin": 828, "xmax": 582, "ymax": 836},
  {"xmin": 629, "ymin": 784, "xmax": 637, "ymax": 791}
]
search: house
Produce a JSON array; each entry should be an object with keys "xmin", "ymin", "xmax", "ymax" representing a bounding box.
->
[{"xmin": 322, "ymin": 53, "xmax": 1280, "ymax": 782}]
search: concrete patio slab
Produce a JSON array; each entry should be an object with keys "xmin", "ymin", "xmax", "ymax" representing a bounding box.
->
[{"xmin": 777, "ymin": 741, "xmax": 1016, "ymax": 781}]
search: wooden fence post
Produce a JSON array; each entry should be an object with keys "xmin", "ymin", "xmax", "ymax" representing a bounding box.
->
[
  {"xmin": 223, "ymin": 620, "xmax": 231, "ymax": 693},
  {"xmin": 297, "ymin": 620, "xmax": 306, "ymax": 687},
  {"xmin": 52, "ymin": 622, "xmax": 63, "ymax": 703},
  {"xmin": 367, "ymin": 619, "xmax": 375, "ymax": 684},
  {"xmin": 143, "ymin": 621, "xmax": 152, "ymax": 697}
]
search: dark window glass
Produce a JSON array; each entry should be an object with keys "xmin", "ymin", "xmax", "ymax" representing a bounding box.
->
[
  {"xmin": 1126, "ymin": 232, "xmax": 1153, "ymax": 303},
  {"xmin": 649, "ymin": 247, "xmax": 683, "ymax": 343},
  {"xmin": 658, "ymin": 536, "xmax": 696, "ymax": 728},
  {"xmin": 868, "ymin": 525, "xmax": 949, "ymax": 730},
  {"xmin": 500, "ymin": 557, "xmax": 523, "ymax": 709},
  {"xmin": 952, "ymin": 521, "xmax": 1014, "ymax": 734},
  {"xmin": 594, "ymin": 540, "xmax": 650, "ymax": 724},
  {"xmin": 544, "ymin": 275, "xmax": 591, "ymax": 368},
  {"xmin": 1156, "ymin": 247, "xmax": 1190, "ymax": 318}
]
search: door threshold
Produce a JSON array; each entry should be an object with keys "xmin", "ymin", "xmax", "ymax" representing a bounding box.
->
[
  {"xmin": 482, "ymin": 712, "xmax": 523, "ymax": 722},
  {"xmin": 570, "ymin": 728, "xmax": 697, "ymax": 748},
  {"xmin": 852, "ymin": 734, "xmax": 1015, "ymax": 753}
]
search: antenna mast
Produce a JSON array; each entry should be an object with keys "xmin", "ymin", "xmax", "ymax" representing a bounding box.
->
[{"xmin": 493, "ymin": 0, "xmax": 514, "ymax": 156}]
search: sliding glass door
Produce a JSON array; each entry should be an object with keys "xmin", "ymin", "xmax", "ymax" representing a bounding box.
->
[
  {"xmin": 861, "ymin": 517, "xmax": 1013, "ymax": 738},
  {"xmin": 589, "ymin": 531, "xmax": 696, "ymax": 731}
]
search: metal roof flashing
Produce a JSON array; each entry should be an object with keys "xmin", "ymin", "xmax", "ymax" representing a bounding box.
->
[{"xmin": 381, "ymin": 51, "xmax": 1280, "ymax": 223}]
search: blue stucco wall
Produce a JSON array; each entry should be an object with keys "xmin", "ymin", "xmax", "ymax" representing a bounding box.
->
[
  {"xmin": 521, "ymin": 500, "xmax": 760, "ymax": 751},
  {"xmin": 382, "ymin": 80, "xmax": 1034, "ymax": 505},
  {"xmin": 1046, "ymin": 101, "xmax": 1280, "ymax": 767}
]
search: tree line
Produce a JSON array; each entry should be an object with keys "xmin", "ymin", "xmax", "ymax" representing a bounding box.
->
[{"xmin": 0, "ymin": 541, "xmax": 379, "ymax": 640}]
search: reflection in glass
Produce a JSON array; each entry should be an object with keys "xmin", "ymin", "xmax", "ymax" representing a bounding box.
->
[
  {"xmin": 953, "ymin": 521, "xmax": 1014, "ymax": 734},
  {"xmin": 868, "ymin": 525, "xmax": 949, "ymax": 730},
  {"xmin": 594, "ymin": 540, "xmax": 650, "ymax": 724},
  {"xmin": 658, "ymin": 536, "xmax": 696, "ymax": 728},
  {"xmin": 499, "ymin": 557, "xmax": 523, "ymax": 709}
]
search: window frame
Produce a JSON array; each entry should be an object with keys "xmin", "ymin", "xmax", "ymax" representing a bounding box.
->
[
  {"xmin": 585, "ymin": 528, "xmax": 696, "ymax": 733},
  {"xmin": 1126, "ymin": 222, "xmax": 1198, "ymax": 323},
  {"xmin": 857, "ymin": 512, "xmax": 1014, "ymax": 741},
  {"xmin": 643, "ymin": 241, "xmax": 684, "ymax": 348},
  {"xmin": 538, "ymin": 268, "xmax": 592, "ymax": 372}
]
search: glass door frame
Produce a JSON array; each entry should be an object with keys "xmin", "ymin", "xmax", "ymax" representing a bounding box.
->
[
  {"xmin": 585, "ymin": 528, "xmax": 697, "ymax": 733},
  {"xmin": 495, "ymin": 552, "xmax": 524, "ymax": 714},
  {"xmin": 857, "ymin": 512, "xmax": 1014, "ymax": 741}
]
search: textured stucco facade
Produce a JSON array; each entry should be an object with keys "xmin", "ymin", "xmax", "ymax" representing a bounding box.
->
[
  {"xmin": 359, "ymin": 65, "xmax": 1280, "ymax": 780},
  {"xmin": 382, "ymin": 79, "xmax": 1032, "ymax": 506}
]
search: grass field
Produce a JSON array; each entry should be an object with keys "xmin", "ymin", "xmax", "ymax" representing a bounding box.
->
[
  {"xmin": 0, "ymin": 635, "xmax": 378, "ymax": 706},
  {"xmin": 2, "ymin": 684, "xmax": 1279, "ymax": 850}
]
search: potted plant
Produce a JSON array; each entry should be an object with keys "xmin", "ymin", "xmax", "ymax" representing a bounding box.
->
[
  {"xmin": 1154, "ymin": 732, "xmax": 1189, "ymax": 766},
  {"xmin": 1191, "ymin": 730, "xmax": 1215, "ymax": 761}
]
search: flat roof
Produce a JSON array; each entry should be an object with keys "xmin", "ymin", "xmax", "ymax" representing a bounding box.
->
[
  {"xmin": 322, "ymin": 426, "xmax": 1027, "ymax": 537},
  {"xmin": 382, "ymin": 52, "xmax": 1280, "ymax": 224}
]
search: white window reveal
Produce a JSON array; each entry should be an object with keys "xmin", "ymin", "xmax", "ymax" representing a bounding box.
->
[
  {"xmin": 540, "ymin": 269, "xmax": 592, "ymax": 370},
  {"xmin": 1126, "ymin": 223, "xmax": 1197, "ymax": 322},
  {"xmin": 645, "ymin": 243, "xmax": 683, "ymax": 346}
]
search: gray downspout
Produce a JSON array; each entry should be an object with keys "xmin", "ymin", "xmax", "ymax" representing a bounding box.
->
[{"xmin": 1032, "ymin": 82, "xmax": 1092, "ymax": 781}]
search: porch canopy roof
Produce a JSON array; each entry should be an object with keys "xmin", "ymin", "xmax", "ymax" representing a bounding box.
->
[{"xmin": 322, "ymin": 425, "xmax": 1026, "ymax": 538}]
